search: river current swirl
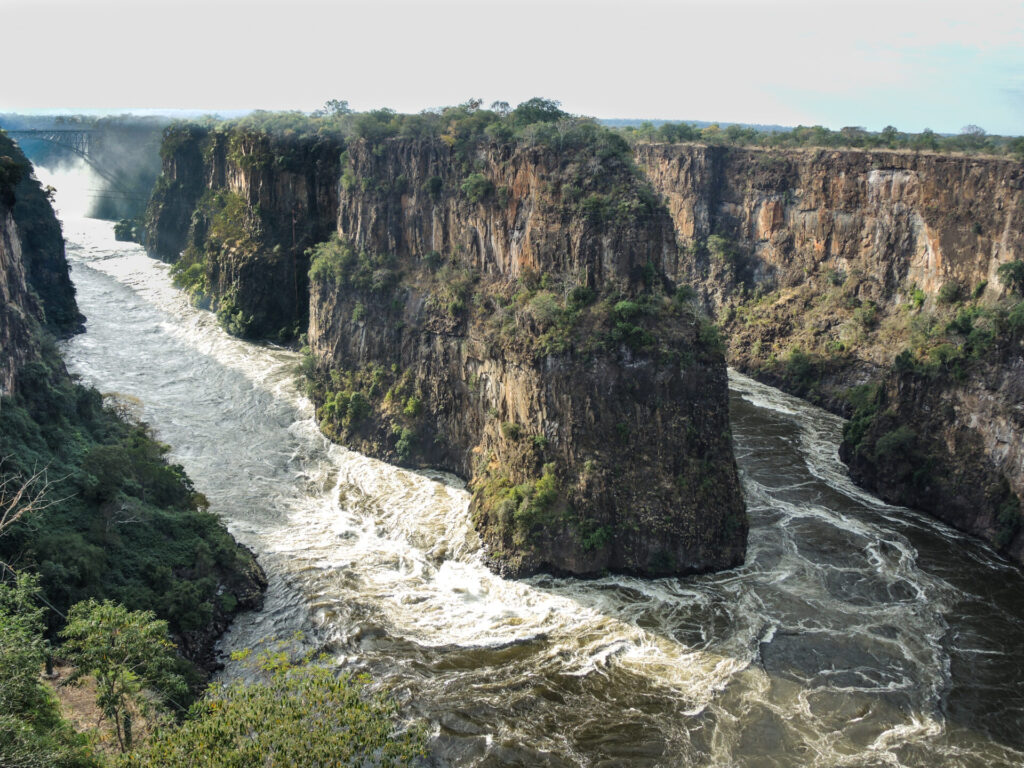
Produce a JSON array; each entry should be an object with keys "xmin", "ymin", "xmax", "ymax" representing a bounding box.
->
[{"xmin": 57, "ymin": 214, "xmax": 1024, "ymax": 767}]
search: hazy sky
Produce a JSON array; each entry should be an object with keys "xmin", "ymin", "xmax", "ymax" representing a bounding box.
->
[{"xmin": 4, "ymin": 0, "xmax": 1023, "ymax": 134}]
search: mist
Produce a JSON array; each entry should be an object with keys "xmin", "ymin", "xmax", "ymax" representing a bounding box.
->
[{"xmin": 32, "ymin": 159, "xmax": 106, "ymax": 221}]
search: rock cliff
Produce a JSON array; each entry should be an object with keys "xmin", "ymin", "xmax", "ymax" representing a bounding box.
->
[
  {"xmin": 146, "ymin": 124, "xmax": 340, "ymax": 340},
  {"xmin": 146, "ymin": 127, "xmax": 749, "ymax": 579},
  {"xmin": 312, "ymin": 138, "xmax": 746, "ymax": 577},
  {"xmin": 637, "ymin": 142, "xmax": 1024, "ymax": 560},
  {"xmin": 0, "ymin": 132, "xmax": 82, "ymax": 362},
  {"xmin": 0, "ymin": 152, "xmax": 40, "ymax": 396}
]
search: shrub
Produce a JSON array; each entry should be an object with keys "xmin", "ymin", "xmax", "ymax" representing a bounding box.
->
[
  {"xmin": 937, "ymin": 281, "xmax": 961, "ymax": 304},
  {"xmin": 874, "ymin": 425, "xmax": 917, "ymax": 459},
  {"xmin": 395, "ymin": 427, "xmax": 415, "ymax": 460},
  {"xmin": 568, "ymin": 285, "xmax": 595, "ymax": 308},
  {"xmin": 460, "ymin": 173, "xmax": 494, "ymax": 203},
  {"xmin": 852, "ymin": 301, "xmax": 878, "ymax": 329},
  {"xmin": 423, "ymin": 175, "xmax": 444, "ymax": 200},
  {"xmin": 402, "ymin": 396, "xmax": 422, "ymax": 418},
  {"xmin": 707, "ymin": 234, "xmax": 737, "ymax": 264},
  {"xmin": 527, "ymin": 291, "xmax": 563, "ymax": 328},
  {"xmin": 347, "ymin": 391, "xmax": 370, "ymax": 423},
  {"xmin": 997, "ymin": 260, "xmax": 1024, "ymax": 295},
  {"xmin": 122, "ymin": 646, "xmax": 425, "ymax": 768},
  {"xmin": 501, "ymin": 422, "xmax": 522, "ymax": 440}
]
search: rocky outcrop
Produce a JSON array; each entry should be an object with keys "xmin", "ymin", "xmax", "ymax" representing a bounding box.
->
[
  {"xmin": 146, "ymin": 126, "xmax": 749, "ymax": 578},
  {"xmin": 0, "ymin": 187, "xmax": 38, "ymax": 396},
  {"xmin": 145, "ymin": 125, "xmax": 340, "ymax": 339},
  {"xmin": 0, "ymin": 131, "xmax": 82, "ymax": 343},
  {"xmin": 308, "ymin": 137, "xmax": 746, "ymax": 577},
  {"xmin": 638, "ymin": 142, "xmax": 1024, "ymax": 561}
]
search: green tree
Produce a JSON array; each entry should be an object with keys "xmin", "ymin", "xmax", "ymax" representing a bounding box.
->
[
  {"xmin": 510, "ymin": 97, "xmax": 566, "ymax": 126},
  {"xmin": 0, "ymin": 574, "xmax": 96, "ymax": 768},
  {"xmin": 60, "ymin": 601, "xmax": 186, "ymax": 753},
  {"xmin": 997, "ymin": 260, "xmax": 1024, "ymax": 295},
  {"xmin": 120, "ymin": 646, "xmax": 426, "ymax": 768},
  {"xmin": 913, "ymin": 128, "xmax": 939, "ymax": 151}
]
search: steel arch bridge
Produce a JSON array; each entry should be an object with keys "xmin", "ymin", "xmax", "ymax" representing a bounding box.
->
[{"xmin": 5, "ymin": 128, "xmax": 140, "ymax": 201}]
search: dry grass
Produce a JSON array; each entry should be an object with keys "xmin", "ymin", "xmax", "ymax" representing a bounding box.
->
[{"xmin": 44, "ymin": 663, "xmax": 162, "ymax": 756}]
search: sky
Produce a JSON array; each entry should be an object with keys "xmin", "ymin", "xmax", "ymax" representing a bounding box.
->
[{"xmin": 3, "ymin": 0, "xmax": 1023, "ymax": 135}]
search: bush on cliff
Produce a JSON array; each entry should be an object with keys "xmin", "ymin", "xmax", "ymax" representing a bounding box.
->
[
  {"xmin": 997, "ymin": 260, "xmax": 1024, "ymax": 295},
  {"xmin": 0, "ymin": 575, "xmax": 98, "ymax": 768}
]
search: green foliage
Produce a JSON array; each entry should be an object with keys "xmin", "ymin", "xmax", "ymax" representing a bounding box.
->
[
  {"xmin": 307, "ymin": 235, "xmax": 399, "ymax": 295},
  {"xmin": 61, "ymin": 600, "xmax": 186, "ymax": 752},
  {"xmin": 0, "ymin": 344, "xmax": 256, "ymax": 649},
  {"xmin": 460, "ymin": 173, "xmax": 494, "ymax": 203},
  {"xmin": 422, "ymin": 176, "xmax": 443, "ymax": 200},
  {"xmin": 697, "ymin": 320, "xmax": 726, "ymax": 357},
  {"xmin": 500, "ymin": 422, "xmax": 522, "ymax": 441},
  {"xmin": 618, "ymin": 118, "xmax": 1024, "ymax": 157},
  {"xmin": 475, "ymin": 464, "xmax": 562, "ymax": 544},
  {"xmin": 706, "ymin": 234, "xmax": 738, "ymax": 264},
  {"xmin": 113, "ymin": 219, "xmax": 142, "ymax": 243},
  {"xmin": 509, "ymin": 98, "xmax": 567, "ymax": 126},
  {"xmin": 169, "ymin": 260, "xmax": 209, "ymax": 307},
  {"xmin": 395, "ymin": 428, "xmax": 415, "ymax": 461},
  {"xmin": 0, "ymin": 575, "xmax": 98, "ymax": 768},
  {"xmin": 852, "ymin": 301, "xmax": 878, "ymax": 329},
  {"xmin": 120, "ymin": 645, "xmax": 425, "ymax": 768},
  {"xmin": 997, "ymin": 260, "xmax": 1024, "ymax": 295},
  {"xmin": 215, "ymin": 292, "xmax": 258, "ymax": 338},
  {"xmin": 874, "ymin": 425, "xmax": 917, "ymax": 460},
  {"xmin": 402, "ymin": 396, "xmax": 422, "ymax": 419},
  {"xmin": 937, "ymin": 280, "xmax": 962, "ymax": 304}
]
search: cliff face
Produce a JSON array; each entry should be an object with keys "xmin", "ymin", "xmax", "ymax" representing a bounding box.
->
[
  {"xmin": 841, "ymin": 351, "xmax": 1024, "ymax": 559},
  {"xmin": 312, "ymin": 138, "xmax": 747, "ymax": 577},
  {"xmin": 638, "ymin": 142, "xmax": 1024, "ymax": 560},
  {"xmin": 1, "ymin": 131, "xmax": 79, "ymax": 394},
  {"xmin": 0, "ymin": 197, "xmax": 38, "ymax": 396},
  {"xmin": 0, "ymin": 132, "xmax": 82, "ymax": 341},
  {"xmin": 146, "ymin": 126, "xmax": 340, "ymax": 339}
]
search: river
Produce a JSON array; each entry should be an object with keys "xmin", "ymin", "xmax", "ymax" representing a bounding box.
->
[{"xmin": 56, "ymin": 212, "xmax": 1024, "ymax": 767}]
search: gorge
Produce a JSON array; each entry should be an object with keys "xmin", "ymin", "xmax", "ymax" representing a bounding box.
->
[
  {"xmin": 144, "ymin": 111, "xmax": 1024, "ymax": 570},
  {"xmin": 4, "ymin": 104, "xmax": 1024, "ymax": 766}
]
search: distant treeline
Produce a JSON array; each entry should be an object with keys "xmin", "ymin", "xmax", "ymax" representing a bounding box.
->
[{"xmin": 612, "ymin": 120, "xmax": 1024, "ymax": 158}]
